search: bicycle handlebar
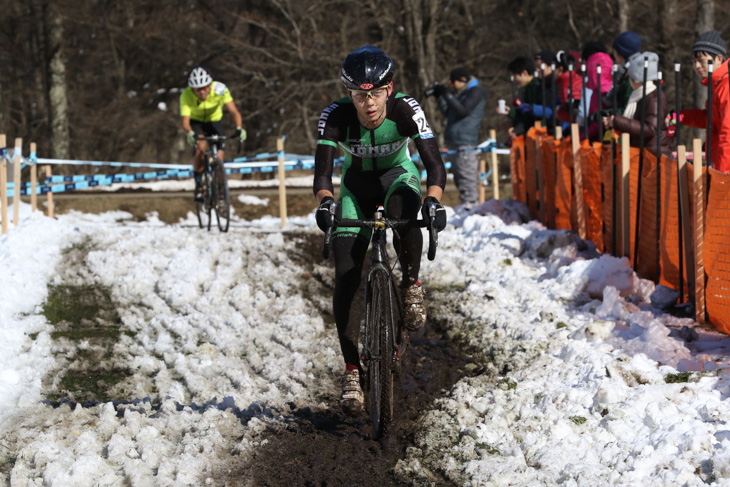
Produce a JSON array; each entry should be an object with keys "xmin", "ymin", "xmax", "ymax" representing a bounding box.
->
[
  {"xmin": 194, "ymin": 132, "xmax": 242, "ymax": 154},
  {"xmin": 194, "ymin": 132, "xmax": 239, "ymax": 141},
  {"xmin": 322, "ymin": 206, "xmax": 439, "ymax": 261}
]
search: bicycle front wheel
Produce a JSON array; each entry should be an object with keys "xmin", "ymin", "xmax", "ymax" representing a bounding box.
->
[
  {"xmin": 365, "ymin": 269, "xmax": 395, "ymax": 440},
  {"xmin": 212, "ymin": 160, "xmax": 230, "ymax": 232},
  {"xmin": 195, "ymin": 170, "xmax": 212, "ymax": 230}
]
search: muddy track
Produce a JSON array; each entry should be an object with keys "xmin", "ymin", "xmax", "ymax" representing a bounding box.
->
[{"xmin": 212, "ymin": 232, "xmax": 480, "ymax": 486}]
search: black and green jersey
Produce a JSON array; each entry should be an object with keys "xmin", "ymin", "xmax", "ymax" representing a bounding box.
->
[{"xmin": 313, "ymin": 92, "xmax": 446, "ymax": 195}]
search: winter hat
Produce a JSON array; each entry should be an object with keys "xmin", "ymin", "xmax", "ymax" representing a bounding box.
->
[
  {"xmin": 627, "ymin": 52, "xmax": 660, "ymax": 83},
  {"xmin": 613, "ymin": 31, "xmax": 642, "ymax": 59},
  {"xmin": 535, "ymin": 50, "xmax": 556, "ymax": 65},
  {"xmin": 581, "ymin": 41, "xmax": 608, "ymax": 62},
  {"xmin": 692, "ymin": 30, "xmax": 727, "ymax": 58},
  {"xmin": 586, "ymin": 52, "xmax": 614, "ymax": 92},
  {"xmin": 450, "ymin": 67, "xmax": 470, "ymax": 82}
]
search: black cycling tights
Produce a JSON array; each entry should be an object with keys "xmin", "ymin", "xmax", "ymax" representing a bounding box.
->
[{"xmin": 332, "ymin": 187, "xmax": 423, "ymax": 367}]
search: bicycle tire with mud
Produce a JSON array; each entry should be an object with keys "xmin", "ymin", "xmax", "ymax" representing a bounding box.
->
[
  {"xmin": 212, "ymin": 159, "xmax": 230, "ymax": 232},
  {"xmin": 366, "ymin": 269, "xmax": 394, "ymax": 439},
  {"xmin": 195, "ymin": 170, "xmax": 212, "ymax": 230}
]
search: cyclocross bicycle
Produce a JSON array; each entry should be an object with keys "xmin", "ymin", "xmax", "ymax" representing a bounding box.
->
[
  {"xmin": 194, "ymin": 133, "xmax": 236, "ymax": 232},
  {"xmin": 323, "ymin": 204, "xmax": 438, "ymax": 439}
]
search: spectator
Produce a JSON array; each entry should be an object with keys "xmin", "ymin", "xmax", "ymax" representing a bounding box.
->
[
  {"xmin": 586, "ymin": 52, "xmax": 614, "ymax": 142},
  {"xmin": 503, "ymin": 56, "xmax": 553, "ymax": 140},
  {"xmin": 602, "ymin": 52, "xmax": 670, "ymax": 155},
  {"xmin": 504, "ymin": 56, "xmax": 539, "ymax": 139},
  {"xmin": 554, "ymin": 50, "xmax": 582, "ymax": 126},
  {"xmin": 606, "ymin": 31, "xmax": 642, "ymax": 116},
  {"xmin": 534, "ymin": 50, "xmax": 558, "ymax": 132},
  {"xmin": 576, "ymin": 41, "xmax": 608, "ymax": 130},
  {"xmin": 432, "ymin": 67, "xmax": 487, "ymax": 208},
  {"xmin": 680, "ymin": 30, "xmax": 730, "ymax": 171}
]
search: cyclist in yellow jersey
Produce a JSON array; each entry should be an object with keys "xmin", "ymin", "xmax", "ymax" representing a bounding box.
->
[{"xmin": 180, "ymin": 65, "xmax": 246, "ymax": 201}]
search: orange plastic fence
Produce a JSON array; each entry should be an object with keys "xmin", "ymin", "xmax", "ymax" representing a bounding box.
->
[
  {"xmin": 510, "ymin": 136, "xmax": 526, "ymax": 203},
  {"xmin": 510, "ymin": 133, "xmax": 730, "ymax": 334},
  {"xmin": 705, "ymin": 168, "xmax": 730, "ymax": 334},
  {"xmin": 554, "ymin": 138, "xmax": 573, "ymax": 231},
  {"xmin": 658, "ymin": 154, "xmax": 690, "ymax": 295},
  {"xmin": 540, "ymin": 135, "xmax": 559, "ymax": 229}
]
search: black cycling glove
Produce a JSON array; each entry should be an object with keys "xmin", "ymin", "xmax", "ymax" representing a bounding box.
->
[
  {"xmin": 421, "ymin": 196, "xmax": 447, "ymax": 232},
  {"xmin": 316, "ymin": 196, "xmax": 336, "ymax": 232}
]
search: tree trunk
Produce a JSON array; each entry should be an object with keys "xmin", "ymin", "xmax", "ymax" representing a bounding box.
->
[
  {"xmin": 617, "ymin": 0, "xmax": 629, "ymax": 33},
  {"xmin": 400, "ymin": 0, "xmax": 441, "ymax": 135},
  {"xmin": 44, "ymin": 1, "xmax": 70, "ymax": 159}
]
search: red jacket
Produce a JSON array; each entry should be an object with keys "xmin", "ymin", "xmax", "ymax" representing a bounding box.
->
[{"xmin": 681, "ymin": 59, "xmax": 730, "ymax": 172}]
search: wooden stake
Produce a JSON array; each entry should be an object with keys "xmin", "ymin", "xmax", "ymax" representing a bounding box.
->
[
  {"xmin": 536, "ymin": 131, "xmax": 546, "ymax": 224},
  {"xmin": 677, "ymin": 145, "xmax": 694, "ymax": 296},
  {"xmin": 571, "ymin": 124, "xmax": 587, "ymax": 239},
  {"xmin": 693, "ymin": 138, "xmax": 705, "ymax": 323},
  {"xmin": 30, "ymin": 143, "xmax": 37, "ymax": 212},
  {"xmin": 490, "ymin": 129, "xmax": 499, "ymax": 200},
  {"xmin": 0, "ymin": 134, "xmax": 7, "ymax": 235},
  {"xmin": 46, "ymin": 165, "xmax": 54, "ymax": 219},
  {"xmin": 620, "ymin": 133, "xmax": 630, "ymax": 258},
  {"xmin": 277, "ymin": 137, "xmax": 287, "ymax": 228},
  {"xmin": 12, "ymin": 138, "xmax": 21, "ymax": 227},
  {"xmin": 478, "ymin": 155, "xmax": 486, "ymax": 204}
]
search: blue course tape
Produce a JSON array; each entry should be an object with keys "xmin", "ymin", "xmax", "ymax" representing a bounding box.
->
[{"xmin": 10, "ymin": 139, "xmax": 502, "ymax": 196}]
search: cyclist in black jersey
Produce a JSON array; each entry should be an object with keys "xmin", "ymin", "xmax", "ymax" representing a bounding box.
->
[{"xmin": 313, "ymin": 45, "xmax": 447, "ymax": 415}]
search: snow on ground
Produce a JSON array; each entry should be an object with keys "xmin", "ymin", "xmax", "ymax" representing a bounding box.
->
[{"xmin": 2, "ymin": 198, "xmax": 730, "ymax": 486}]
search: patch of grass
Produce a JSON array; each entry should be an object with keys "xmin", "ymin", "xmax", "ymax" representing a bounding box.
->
[
  {"xmin": 497, "ymin": 377, "xmax": 517, "ymax": 390},
  {"xmin": 62, "ymin": 238, "xmax": 97, "ymax": 256},
  {"xmin": 47, "ymin": 367, "xmax": 132, "ymax": 403},
  {"xmin": 569, "ymin": 416, "xmax": 587, "ymax": 425},
  {"xmin": 42, "ymin": 282, "xmax": 135, "ymax": 403},
  {"xmin": 43, "ymin": 284, "xmax": 121, "ymax": 328},
  {"xmin": 665, "ymin": 372, "xmax": 693, "ymax": 384},
  {"xmin": 0, "ymin": 452, "xmax": 17, "ymax": 476},
  {"xmin": 475, "ymin": 443, "xmax": 500, "ymax": 455},
  {"xmin": 502, "ymin": 258, "xmax": 512, "ymax": 266},
  {"xmin": 556, "ymin": 322, "xmax": 568, "ymax": 329}
]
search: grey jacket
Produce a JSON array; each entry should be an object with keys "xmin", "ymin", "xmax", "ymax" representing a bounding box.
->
[{"xmin": 436, "ymin": 77, "xmax": 487, "ymax": 146}]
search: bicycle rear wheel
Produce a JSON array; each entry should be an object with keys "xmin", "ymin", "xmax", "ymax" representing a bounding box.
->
[
  {"xmin": 365, "ymin": 269, "xmax": 395, "ymax": 439},
  {"xmin": 195, "ymin": 170, "xmax": 212, "ymax": 230},
  {"xmin": 212, "ymin": 160, "xmax": 230, "ymax": 232}
]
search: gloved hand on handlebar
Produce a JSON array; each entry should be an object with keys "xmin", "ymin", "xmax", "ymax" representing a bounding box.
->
[
  {"xmin": 236, "ymin": 127, "xmax": 247, "ymax": 142},
  {"xmin": 316, "ymin": 196, "xmax": 336, "ymax": 232},
  {"xmin": 421, "ymin": 196, "xmax": 447, "ymax": 232},
  {"xmin": 186, "ymin": 130, "xmax": 196, "ymax": 146}
]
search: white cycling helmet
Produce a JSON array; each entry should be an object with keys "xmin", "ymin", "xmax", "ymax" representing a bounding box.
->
[{"xmin": 188, "ymin": 66, "xmax": 212, "ymax": 88}]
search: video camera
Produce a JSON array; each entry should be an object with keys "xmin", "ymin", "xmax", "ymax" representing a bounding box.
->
[{"xmin": 423, "ymin": 82, "xmax": 441, "ymax": 98}]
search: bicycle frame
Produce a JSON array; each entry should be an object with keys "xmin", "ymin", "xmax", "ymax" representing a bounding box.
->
[
  {"xmin": 362, "ymin": 213, "xmax": 400, "ymax": 368},
  {"xmin": 194, "ymin": 133, "xmax": 236, "ymax": 232}
]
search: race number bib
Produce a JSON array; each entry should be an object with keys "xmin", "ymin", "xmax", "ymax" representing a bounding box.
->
[{"xmin": 412, "ymin": 111, "xmax": 434, "ymax": 139}]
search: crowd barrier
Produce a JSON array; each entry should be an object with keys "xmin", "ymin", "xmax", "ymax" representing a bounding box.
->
[
  {"xmin": 511, "ymin": 123, "xmax": 730, "ymax": 333},
  {"xmin": 1, "ymin": 132, "xmax": 508, "ymax": 231}
]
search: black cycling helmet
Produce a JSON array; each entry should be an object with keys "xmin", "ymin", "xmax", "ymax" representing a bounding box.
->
[{"xmin": 341, "ymin": 45, "xmax": 394, "ymax": 90}]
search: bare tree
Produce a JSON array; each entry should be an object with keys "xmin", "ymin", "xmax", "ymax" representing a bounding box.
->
[
  {"xmin": 43, "ymin": 1, "xmax": 70, "ymax": 159},
  {"xmin": 617, "ymin": 0, "xmax": 630, "ymax": 33}
]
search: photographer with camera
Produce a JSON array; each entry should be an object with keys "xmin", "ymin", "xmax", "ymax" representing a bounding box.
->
[{"xmin": 425, "ymin": 67, "xmax": 487, "ymax": 209}]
